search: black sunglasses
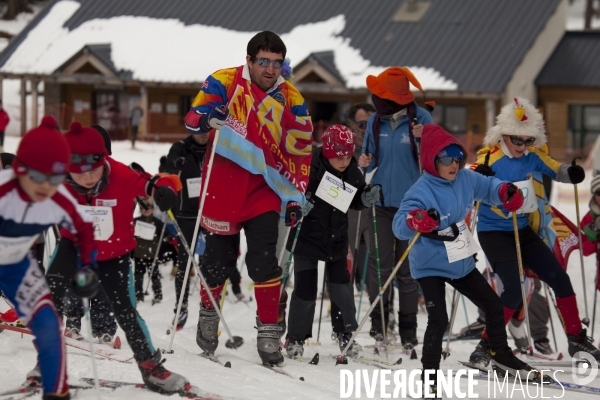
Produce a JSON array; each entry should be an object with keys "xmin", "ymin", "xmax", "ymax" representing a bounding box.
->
[
  {"xmin": 251, "ymin": 57, "xmax": 284, "ymax": 68},
  {"xmin": 437, "ymin": 157, "xmax": 463, "ymax": 166},
  {"xmin": 71, "ymin": 153, "xmax": 103, "ymax": 164},
  {"xmin": 354, "ymin": 120, "xmax": 368, "ymax": 129},
  {"xmin": 26, "ymin": 168, "xmax": 66, "ymax": 185},
  {"xmin": 509, "ymin": 136, "xmax": 536, "ymax": 147}
]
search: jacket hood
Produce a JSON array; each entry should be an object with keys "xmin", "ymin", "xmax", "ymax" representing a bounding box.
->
[{"xmin": 421, "ymin": 124, "xmax": 467, "ymax": 177}]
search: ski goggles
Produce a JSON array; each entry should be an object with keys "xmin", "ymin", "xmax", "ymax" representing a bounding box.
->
[
  {"xmin": 508, "ymin": 136, "xmax": 536, "ymax": 147},
  {"xmin": 251, "ymin": 57, "xmax": 284, "ymax": 68},
  {"xmin": 436, "ymin": 156, "xmax": 463, "ymax": 166},
  {"xmin": 26, "ymin": 167, "xmax": 66, "ymax": 185},
  {"xmin": 353, "ymin": 120, "xmax": 368, "ymax": 129},
  {"xmin": 71, "ymin": 153, "xmax": 103, "ymax": 164}
]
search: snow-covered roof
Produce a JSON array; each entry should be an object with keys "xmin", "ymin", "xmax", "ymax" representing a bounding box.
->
[{"xmin": 0, "ymin": 0, "xmax": 564, "ymax": 92}]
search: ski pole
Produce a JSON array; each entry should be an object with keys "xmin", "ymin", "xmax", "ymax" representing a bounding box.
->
[
  {"xmin": 165, "ymin": 126, "xmax": 223, "ymax": 353},
  {"xmin": 414, "ymin": 118, "xmax": 423, "ymax": 176},
  {"xmin": 573, "ymin": 157, "xmax": 590, "ymax": 326},
  {"xmin": 336, "ymin": 232, "xmax": 420, "ymax": 363},
  {"xmin": 315, "ymin": 273, "xmax": 327, "ymax": 345},
  {"xmin": 371, "ymin": 202, "xmax": 388, "ymax": 359},
  {"xmin": 442, "ymin": 201, "xmax": 480, "ymax": 358},
  {"xmin": 592, "ymin": 246, "xmax": 599, "ymax": 337},
  {"xmin": 165, "ymin": 210, "xmax": 242, "ymax": 353},
  {"xmin": 356, "ymin": 250, "xmax": 370, "ymax": 320},
  {"xmin": 280, "ymin": 196, "xmax": 309, "ymax": 296},
  {"xmin": 144, "ymin": 220, "xmax": 168, "ymax": 296},
  {"xmin": 543, "ymin": 283, "xmax": 559, "ymax": 353},
  {"xmin": 82, "ymin": 297, "xmax": 101, "ymax": 400},
  {"xmin": 512, "ymin": 213, "xmax": 534, "ymax": 355}
]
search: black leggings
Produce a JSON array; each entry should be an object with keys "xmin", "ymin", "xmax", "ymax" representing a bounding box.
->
[
  {"xmin": 47, "ymin": 238, "xmax": 154, "ymax": 361},
  {"xmin": 418, "ymin": 268, "xmax": 508, "ymax": 370}
]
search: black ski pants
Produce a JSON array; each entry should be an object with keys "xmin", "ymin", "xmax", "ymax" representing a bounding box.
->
[
  {"xmin": 418, "ymin": 268, "xmax": 508, "ymax": 371},
  {"xmin": 133, "ymin": 257, "xmax": 162, "ymax": 301},
  {"xmin": 47, "ymin": 238, "xmax": 155, "ymax": 362},
  {"xmin": 64, "ymin": 287, "xmax": 117, "ymax": 337},
  {"xmin": 174, "ymin": 217, "xmax": 196, "ymax": 310},
  {"xmin": 287, "ymin": 255, "xmax": 357, "ymax": 341}
]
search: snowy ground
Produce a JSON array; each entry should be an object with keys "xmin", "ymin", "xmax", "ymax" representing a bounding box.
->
[{"xmin": 0, "ymin": 136, "xmax": 599, "ymax": 399}]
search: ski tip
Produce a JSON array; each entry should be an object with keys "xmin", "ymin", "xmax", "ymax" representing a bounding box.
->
[
  {"xmin": 113, "ymin": 336, "xmax": 122, "ymax": 349},
  {"xmin": 395, "ymin": 357, "xmax": 402, "ymax": 365},
  {"xmin": 309, "ymin": 353, "xmax": 320, "ymax": 365},
  {"xmin": 224, "ymin": 361, "xmax": 232, "ymax": 368},
  {"xmin": 299, "ymin": 377, "xmax": 305, "ymax": 381},
  {"xmin": 410, "ymin": 349, "xmax": 417, "ymax": 360}
]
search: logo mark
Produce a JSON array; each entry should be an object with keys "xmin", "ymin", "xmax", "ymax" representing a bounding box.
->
[{"xmin": 571, "ymin": 352, "xmax": 598, "ymax": 385}]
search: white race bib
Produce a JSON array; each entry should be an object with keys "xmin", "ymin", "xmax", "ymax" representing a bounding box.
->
[
  {"xmin": 134, "ymin": 220, "xmax": 156, "ymax": 241},
  {"xmin": 81, "ymin": 206, "xmax": 114, "ymax": 241},
  {"xmin": 315, "ymin": 171, "xmax": 358, "ymax": 213},
  {"xmin": 186, "ymin": 177, "xmax": 201, "ymax": 198},
  {"xmin": 0, "ymin": 235, "xmax": 38, "ymax": 265},
  {"xmin": 439, "ymin": 220, "xmax": 481, "ymax": 263},
  {"xmin": 510, "ymin": 178, "xmax": 538, "ymax": 215}
]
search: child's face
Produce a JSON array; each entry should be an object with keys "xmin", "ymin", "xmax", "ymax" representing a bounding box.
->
[
  {"xmin": 328, "ymin": 156, "xmax": 352, "ymax": 172},
  {"xmin": 69, "ymin": 166, "xmax": 104, "ymax": 189},
  {"xmin": 141, "ymin": 205, "xmax": 154, "ymax": 217},
  {"xmin": 18, "ymin": 173, "xmax": 62, "ymax": 202},
  {"xmin": 435, "ymin": 159, "xmax": 460, "ymax": 181},
  {"xmin": 594, "ymin": 193, "xmax": 600, "ymax": 204}
]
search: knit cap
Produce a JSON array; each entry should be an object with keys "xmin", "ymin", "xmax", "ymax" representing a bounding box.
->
[
  {"xmin": 64, "ymin": 122, "xmax": 107, "ymax": 173},
  {"xmin": 13, "ymin": 116, "xmax": 69, "ymax": 175},
  {"xmin": 322, "ymin": 124, "xmax": 356, "ymax": 159}
]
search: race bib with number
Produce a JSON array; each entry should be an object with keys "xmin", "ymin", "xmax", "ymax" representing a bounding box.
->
[
  {"xmin": 315, "ymin": 171, "xmax": 358, "ymax": 213},
  {"xmin": 439, "ymin": 220, "xmax": 480, "ymax": 263},
  {"xmin": 0, "ymin": 235, "xmax": 38, "ymax": 265},
  {"xmin": 510, "ymin": 178, "xmax": 538, "ymax": 215},
  {"xmin": 134, "ymin": 220, "xmax": 157, "ymax": 240},
  {"xmin": 80, "ymin": 206, "xmax": 114, "ymax": 241},
  {"xmin": 186, "ymin": 177, "xmax": 201, "ymax": 198}
]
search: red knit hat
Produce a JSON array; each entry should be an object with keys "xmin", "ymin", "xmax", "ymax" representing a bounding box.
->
[
  {"xmin": 64, "ymin": 122, "xmax": 106, "ymax": 173},
  {"xmin": 322, "ymin": 124, "xmax": 356, "ymax": 159},
  {"xmin": 13, "ymin": 116, "xmax": 69, "ymax": 175}
]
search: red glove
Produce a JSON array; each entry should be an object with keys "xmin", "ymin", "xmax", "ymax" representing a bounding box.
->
[
  {"xmin": 499, "ymin": 183, "xmax": 524, "ymax": 212},
  {"xmin": 407, "ymin": 208, "xmax": 440, "ymax": 233}
]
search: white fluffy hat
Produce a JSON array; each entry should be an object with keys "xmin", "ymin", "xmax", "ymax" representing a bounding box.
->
[{"xmin": 484, "ymin": 97, "xmax": 546, "ymax": 147}]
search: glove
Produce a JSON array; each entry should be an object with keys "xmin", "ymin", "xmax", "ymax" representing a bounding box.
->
[
  {"xmin": 153, "ymin": 186, "xmax": 177, "ymax": 211},
  {"xmin": 473, "ymin": 164, "xmax": 495, "ymax": 177},
  {"xmin": 499, "ymin": 182, "xmax": 524, "ymax": 212},
  {"xmin": 361, "ymin": 184, "xmax": 381, "ymax": 207},
  {"xmin": 71, "ymin": 266, "xmax": 100, "ymax": 298},
  {"xmin": 301, "ymin": 198, "xmax": 314, "ymax": 217},
  {"xmin": 568, "ymin": 159, "xmax": 585, "ymax": 184},
  {"xmin": 406, "ymin": 208, "xmax": 440, "ymax": 233},
  {"xmin": 203, "ymin": 105, "xmax": 228, "ymax": 131},
  {"xmin": 285, "ymin": 201, "xmax": 302, "ymax": 227},
  {"xmin": 173, "ymin": 157, "xmax": 187, "ymax": 170}
]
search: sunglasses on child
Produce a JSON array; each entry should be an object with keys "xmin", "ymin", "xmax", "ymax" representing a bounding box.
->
[
  {"xmin": 250, "ymin": 57, "xmax": 284, "ymax": 68},
  {"xmin": 436, "ymin": 157, "xmax": 463, "ymax": 166},
  {"xmin": 508, "ymin": 136, "xmax": 536, "ymax": 147},
  {"xmin": 26, "ymin": 167, "xmax": 66, "ymax": 185},
  {"xmin": 71, "ymin": 153, "xmax": 103, "ymax": 164}
]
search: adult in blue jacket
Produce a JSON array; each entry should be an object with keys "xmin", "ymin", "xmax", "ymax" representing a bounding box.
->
[
  {"xmin": 358, "ymin": 67, "xmax": 432, "ymax": 347},
  {"xmin": 393, "ymin": 124, "xmax": 539, "ymax": 391}
]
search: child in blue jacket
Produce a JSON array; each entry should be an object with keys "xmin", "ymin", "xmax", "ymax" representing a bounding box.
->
[{"xmin": 393, "ymin": 124, "xmax": 539, "ymax": 395}]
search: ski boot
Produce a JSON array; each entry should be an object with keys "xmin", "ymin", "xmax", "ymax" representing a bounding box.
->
[
  {"xmin": 196, "ymin": 303, "xmax": 219, "ymax": 354},
  {"xmin": 24, "ymin": 364, "xmax": 41, "ymax": 387},
  {"xmin": 172, "ymin": 305, "xmax": 188, "ymax": 331},
  {"xmin": 421, "ymin": 369, "xmax": 439, "ymax": 399},
  {"xmin": 458, "ymin": 317, "xmax": 485, "ymax": 339},
  {"xmin": 490, "ymin": 347, "xmax": 546, "ymax": 382},
  {"xmin": 567, "ymin": 329, "xmax": 600, "ymax": 361},
  {"xmin": 469, "ymin": 338, "xmax": 491, "ymax": 369},
  {"xmin": 534, "ymin": 338, "xmax": 553, "ymax": 355},
  {"xmin": 285, "ymin": 339, "xmax": 304, "ymax": 358},
  {"xmin": 43, "ymin": 393, "xmax": 71, "ymax": 400},
  {"xmin": 256, "ymin": 317, "xmax": 284, "ymax": 366},
  {"xmin": 99, "ymin": 333, "xmax": 113, "ymax": 344},
  {"xmin": 399, "ymin": 315, "xmax": 418, "ymax": 350},
  {"xmin": 137, "ymin": 349, "xmax": 190, "ymax": 393},
  {"xmin": 64, "ymin": 327, "xmax": 84, "ymax": 341},
  {"xmin": 508, "ymin": 318, "xmax": 528, "ymax": 352},
  {"xmin": 338, "ymin": 332, "xmax": 362, "ymax": 358}
]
